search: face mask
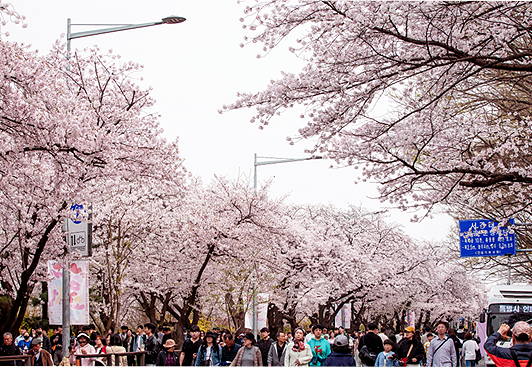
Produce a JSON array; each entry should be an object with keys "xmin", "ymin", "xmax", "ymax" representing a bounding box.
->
[
  {"xmin": 37, "ymin": 331, "xmax": 42, "ymax": 335},
  {"xmin": 24, "ymin": 336, "xmax": 29, "ymax": 340}
]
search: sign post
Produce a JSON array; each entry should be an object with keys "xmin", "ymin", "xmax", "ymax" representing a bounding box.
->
[{"xmin": 61, "ymin": 203, "xmax": 92, "ymax": 357}]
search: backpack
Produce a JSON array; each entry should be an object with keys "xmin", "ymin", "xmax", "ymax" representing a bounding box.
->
[{"xmin": 359, "ymin": 345, "xmax": 377, "ymax": 366}]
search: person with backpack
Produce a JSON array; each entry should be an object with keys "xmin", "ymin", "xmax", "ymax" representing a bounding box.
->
[{"xmin": 358, "ymin": 323, "xmax": 384, "ymax": 366}]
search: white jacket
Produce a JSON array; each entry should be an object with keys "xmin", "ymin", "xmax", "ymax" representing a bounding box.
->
[{"xmin": 284, "ymin": 342, "xmax": 313, "ymax": 367}]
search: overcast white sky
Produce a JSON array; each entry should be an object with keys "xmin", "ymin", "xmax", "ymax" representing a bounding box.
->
[{"xmin": 4, "ymin": 0, "xmax": 456, "ymax": 242}]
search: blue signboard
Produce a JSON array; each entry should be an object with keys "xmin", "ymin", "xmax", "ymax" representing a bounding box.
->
[{"xmin": 459, "ymin": 219, "xmax": 516, "ymax": 258}]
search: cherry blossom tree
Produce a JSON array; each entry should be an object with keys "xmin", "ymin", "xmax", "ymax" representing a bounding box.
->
[
  {"xmin": 0, "ymin": 35, "xmax": 186, "ymax": 335},
  {"xmin": 224, "ymin": 1, "xmax": 532, "ymax": 216}
]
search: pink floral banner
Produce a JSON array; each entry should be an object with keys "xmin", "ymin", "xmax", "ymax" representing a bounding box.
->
[{"xmin": 48, "ymin": 260, "xmax": 89, "ymax": 325}]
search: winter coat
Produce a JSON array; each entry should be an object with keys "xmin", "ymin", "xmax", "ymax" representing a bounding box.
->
[
  {"xmin": 0, "ymin": 342, "xmax": 21, "ymax": 366},
  {"xmin": 26, "ymin": 349, "xmax": 53, "ymax": 366},
  {"xmin": 323, "ymin": 351, "xmax": 355, "ymax": 367},
  {"xmin": 284, "ymin": 342, "xmax": 313, "ymax": 367},
  {"xmin": 156, "ymin": 350, "xmax": 180, "ymax": 366},
  {"xmin": 146, "ymin": 335, "xmax": 162, "ymax": 365},
  {"xmin": 396, "ymin": 338, "xmax": 425, "ymax": 364},
  {"xmin": 230, "ymin": 346, "xmax": 262, "ymax": 366},
  {"xmin": 106, "ymin": 345, "xmax": 127, "ymax": 366},
  {"xmin": 267, "ymin": 342, "xmax": 287, "ymax": 366},
  {"xmin": 484, "ymin": 331, "xmax": 532, "ymax": 367}
]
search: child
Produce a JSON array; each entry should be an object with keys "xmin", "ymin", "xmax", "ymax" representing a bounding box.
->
[{"xmin": 375, "ymin": 339, "xmax": 399, "ymax": 367}]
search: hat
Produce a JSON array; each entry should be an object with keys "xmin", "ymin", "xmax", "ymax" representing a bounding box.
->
[
  {"xmin": 260, "ymin": 327, "xmax": 269, "ymax": 333},
  {"xmin": 163, "ymin": 339, "xmax": 176, "ymax": 349},
  {"xmin": 244, "ymin": 332, "xmax": 256, "ymax": 343},
  {"xmin": 239, "ymin": 333, "xmax": 245, "ymax": 337},
  {"xmin": 334, "ymin": 335, "xmax": 348, "ymax": 347},
  {"xmin": 31, "ymin": 338, "xmax": 42, "ymax": 346},
  {"xmin": 404, "ymin": 326, "xmax": 415, "ymax": 333},
  {"xmin": 512, "ymin": 321, "xmax": 532, "ymax": 338},
  {"xmin": 77, "ymin": 333, "xmax": 90, "ymax": 340}
]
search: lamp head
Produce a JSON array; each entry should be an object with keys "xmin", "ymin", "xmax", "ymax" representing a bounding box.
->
[{"xmin": 162, "ymin": 16, "xmax": 186, "ymax": 24}]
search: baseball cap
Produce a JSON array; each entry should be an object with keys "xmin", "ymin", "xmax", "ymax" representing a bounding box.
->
[
  {"xmin": 334, "ymin": 335, "xmax": 348, "ymax": 347},
  {"xmin": 512, "ymin": 321, "xmax": 531, "ymax": 338},
  {"xmin": 404, "ymin": 326, "xmax": 415, "ymax": 333}
]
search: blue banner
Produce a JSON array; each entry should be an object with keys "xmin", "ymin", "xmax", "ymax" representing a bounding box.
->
[{"xmin": 459, "ymin": 219, "xmax": 516, "ymax": 258}]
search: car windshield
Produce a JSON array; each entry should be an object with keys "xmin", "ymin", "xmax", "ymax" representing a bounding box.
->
[{"xmin": 488, "ymin": 304, "xmax": 532, "ymax": 336}]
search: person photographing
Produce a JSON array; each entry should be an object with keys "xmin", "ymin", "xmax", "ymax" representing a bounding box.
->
[{"xmin": 484, "ymin": 322, "xmax": 532, "ymax": 366}]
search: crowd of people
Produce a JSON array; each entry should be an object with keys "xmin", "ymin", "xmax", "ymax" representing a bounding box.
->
[{"xmin": 3, "ymin": 319, "xmax": 531, "ymax": 367}]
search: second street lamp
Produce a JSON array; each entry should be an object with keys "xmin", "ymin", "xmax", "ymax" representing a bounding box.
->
[{"xmin": 251, "ymin": 152, "xmax": 322, "ymax": 338}]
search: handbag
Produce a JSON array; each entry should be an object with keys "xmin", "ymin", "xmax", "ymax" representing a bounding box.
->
[{"xmin": 400, "ymin": 344, "xmax": 413, "ymax": 366}]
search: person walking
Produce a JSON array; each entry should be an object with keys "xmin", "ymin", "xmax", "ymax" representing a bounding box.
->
[
  {"xmin": 462, "ymin": 333, "xmax": 478, "ymax": 367},
  {"xmin": 375, "ymin": 339, "xmax": 399, "ymax": 367},
  {"xmin": 26, "ymin": 338, "xmax": 53, "ymax": 366},
  {"xmin": 426, "ymin": 321, "xmax": 456, "ymax": 367},
  {"xmin": 195, "ymin": 331, "xmax": 222, "ymax": 366},
  {"xmin": 267, "ymin": 331, "xmax": 287, "ymax": 367},
  {"xmin": 156, "ymin": 339, "xmax": 180, "ymax": 366},
  {"xmin": 285, "ymin": 328, "xmax": 312, "ymax": 367},
  {"xmin": 323, "ymin": 335, "xmax": 355, "ymax": 367},
  {"xmin": 257, "ymin": 328, "xmax": 274, "ymax": 367},
  {"xmin": 145, "ymin": 323, "xmax": 162, "ymax": 367},
  {"xmin": 180, "ymin": 325, "xmax": 202, "ymax": 367},
  {"xmin": 0, "ymin": 332, "xmax": 21, "ymax": 366},
  {"xmin": 358, "ymin": 323, "xmax": 384, "ymax": 366},
  {"xmin": 307, "ymin": 325, "xmax": 330, "ymax": 366},
  {"xmin": 230, "ymin": 332, "xmax": 262, "ymax": 366},
  {"xmin": 222, "ymin": 333, "xmax": 242, "ymax": 365},
  {"xmin": 396, "ymin": 327, "xmax": 424, "ymax": 366},
  {"xmin": 484, "ymin": 322, "xmax": 532, "ymax": 366}
]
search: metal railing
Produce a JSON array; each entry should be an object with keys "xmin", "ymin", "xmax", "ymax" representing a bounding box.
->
[
  {"xmin": 75, "ymin": 351, "xmax": 146, "ymax": 366},
  {"xmin": 0, "ymin": 354, "xmax": 30, "ymax": 364}
]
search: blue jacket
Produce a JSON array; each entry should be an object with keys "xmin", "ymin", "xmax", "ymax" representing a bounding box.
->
[
  {"xmin": 484, "ymin": 332, "xmax": 532, "ymax": 367},
  {"xmin": 323, "ymin": 351, "xmax": 355, "ymax": 367},
  {"xmin": 375, "ymin": 351, "xmax": 399, "ymax": 367},
  {"xmin": 196, "ymin": 345, "xmax": 223, "ymax": 366}
]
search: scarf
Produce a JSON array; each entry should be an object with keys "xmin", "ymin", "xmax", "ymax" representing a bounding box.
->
[{"xmin": 292, "ymin": 340, "xmax": 305, "ymax": 352}]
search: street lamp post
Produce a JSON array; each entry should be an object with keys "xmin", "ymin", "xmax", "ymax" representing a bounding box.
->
[
  {"xmin": 66, "ymin": 15, "xmax": 186, "ymax": 57},
  {"xmin": 62, "ymin": 15, "xmax": 185, "ymax": 357},
  {"xmin": 252, "ymin": 153, "xmax": 322, "ymax": 338}
]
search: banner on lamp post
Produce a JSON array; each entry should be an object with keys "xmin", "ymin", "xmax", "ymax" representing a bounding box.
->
[
  {"xmin": 335, "ymin": 304, "xmax": 351, "ymax": 329},
  {"xmin": 48, "ymin": 260, "xmax": 90, "ymax": 325},
  {"xmin": 245, "ymin": 293, "xmax": 269, "ymax": 330}
]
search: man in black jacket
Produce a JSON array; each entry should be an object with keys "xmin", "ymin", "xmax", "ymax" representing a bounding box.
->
[
  {"xmin": 357, "ymin": 323, "xmax": 384, "ymax": 366},
  {"xmin": 257, "ymin": 327, "xmax": 274, "ymax": 367},
  {"xmin": 144, "ymin": 323, "xmax": 161, "ymax": 366},
  {"xmin": 0, "ymin": 332, "xmax": 22, "ymax": 366}
]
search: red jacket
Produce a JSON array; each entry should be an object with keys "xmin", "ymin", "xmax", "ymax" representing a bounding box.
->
[{"xmin": 484, "ymin": 332, "xmax": 532, "ymax": 366}]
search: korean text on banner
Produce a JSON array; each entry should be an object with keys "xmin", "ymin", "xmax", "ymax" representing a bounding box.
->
[{"xmin": 47, "ymin": 260, "xmax": 90, "ymax": 325}]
